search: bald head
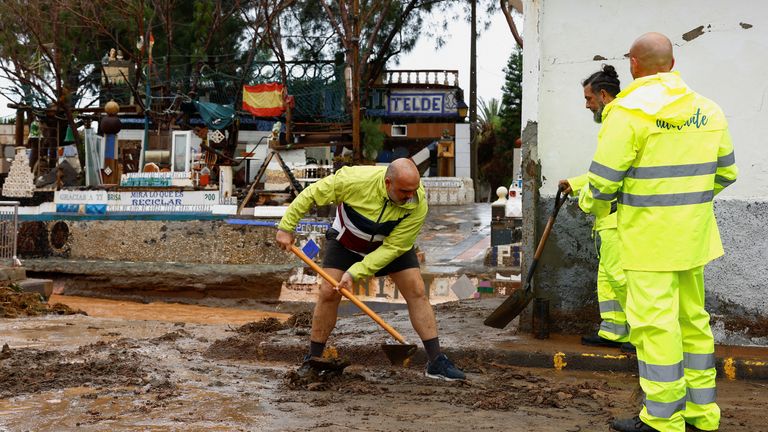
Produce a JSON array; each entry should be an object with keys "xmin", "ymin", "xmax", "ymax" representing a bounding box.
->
[
  {"xmin": 629, "ymin": 32, "xmax": 674, "ymax": 79},
  {"xmin": 385, "ymin": 158, "xmax": 420, "ymax": 205}
]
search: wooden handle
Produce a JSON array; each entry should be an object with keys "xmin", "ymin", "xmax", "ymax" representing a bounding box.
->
[{"xmin": 290, "ymin": 245, "xmax": 407, "ymax": 344}]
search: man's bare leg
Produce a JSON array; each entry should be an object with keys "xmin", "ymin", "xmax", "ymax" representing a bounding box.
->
[
  {"xmin": 389, "ymin": 267, "xmax": 438, "ymax": 341},
  {"xmin": 309, "ymin": 268, "xmax": 345, "ymax": 347},
  {"xmin": 390, "ymin": 267, "xmax": 465, "ymax": 380}
]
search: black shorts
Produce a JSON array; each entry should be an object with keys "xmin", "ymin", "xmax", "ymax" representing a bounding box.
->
[{"xmin": 322, "ymin": 229, "xmax": 420, "ymax": 276}]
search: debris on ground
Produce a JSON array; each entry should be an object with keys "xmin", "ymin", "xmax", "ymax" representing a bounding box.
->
[
  {"xmin": 235, "ymin": 317, "xmax": 286, "ymax": 334},
  {"xmin": 284, "ymin": 309, "xmax": 313, "ymax": 328},
  {"xmin": 0, "ymin": 342, "xmax": 151, "ymax": 398},
  {"xmin": 0, "ymin": 314, "xmax": 761, "ymax": 431},
  {"xmin": 0, "ymin": 286, "xmax": 86, "ymax": 318}
]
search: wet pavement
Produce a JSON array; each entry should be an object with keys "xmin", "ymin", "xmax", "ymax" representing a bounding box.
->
[{"xmin": 418, "ymin": 204, "xmax": 493, "ymax": 267}]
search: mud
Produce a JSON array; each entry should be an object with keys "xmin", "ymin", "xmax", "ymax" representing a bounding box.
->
[
  {"xmin": 1, "ymin": 307, "xmax": 767, "ymax": 431},
  {"xmin": 0, "ymin": 341, "xmax": 152, "ymax": 398},
  {"xmin": 0, "ymin": 286, "xmax": 85, "ymax": 318}
]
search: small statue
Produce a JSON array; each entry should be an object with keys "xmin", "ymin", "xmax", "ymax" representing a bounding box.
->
[
  {"xmin": 270, "ymin": 121, "xmax": 282, "ymax": 142},
  {"xmin": 116, "ymin": 49, "xmax": 123, "ymax": 61},
  {"xmin": 108, "ymin": 48, "xmax": 116, "ymax": 61}
]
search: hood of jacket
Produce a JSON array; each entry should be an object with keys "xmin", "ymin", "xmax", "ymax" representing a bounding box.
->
[{"xmin": 604, "ymin": 71, "xmax": 697, "ymax": 126}]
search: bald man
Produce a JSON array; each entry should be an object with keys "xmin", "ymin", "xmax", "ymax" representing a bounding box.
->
[
  {"xmin": 579, "ymin": 32, "xmax": 737, "ymax": 432},
  {"xmin": 276, "ymin": 158, "xmax": 465, "ymax": 381}
]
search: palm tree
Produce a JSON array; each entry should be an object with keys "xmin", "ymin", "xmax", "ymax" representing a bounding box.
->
[
  {"xmin": 476, "ymin": 97, "xmax": 510, "ymax": 199},
  {"xmin": 477, "ymin": 97, "xmax": 502, "ymax": 141}
]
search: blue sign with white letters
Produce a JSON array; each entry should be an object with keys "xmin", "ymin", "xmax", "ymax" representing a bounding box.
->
[{"xmin": 388, "ymin": 92, "xmax": 446, "ymax": 116}]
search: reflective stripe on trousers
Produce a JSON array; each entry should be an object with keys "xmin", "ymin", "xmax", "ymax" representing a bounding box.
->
[
  {"xmin": 595, "ymin": 229, "xmax": 629, "ymax": 342},
  {"xmin": 626, "ymin": 266, "xmax": 720, "ymax": 432}
]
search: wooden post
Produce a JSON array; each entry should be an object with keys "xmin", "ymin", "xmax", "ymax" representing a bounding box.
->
[
  {"xmin": 351, "ymin": 0, "xmax": 361, "ymax": 163},
  {"xmin": 14, "ymin": 109, "xmax": 24, "ymax": 148}
]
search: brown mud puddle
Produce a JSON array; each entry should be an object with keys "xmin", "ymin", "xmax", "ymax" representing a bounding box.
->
[{"xmin": 49, "ymin": 294, "xmax": 291, "ymax": 325}]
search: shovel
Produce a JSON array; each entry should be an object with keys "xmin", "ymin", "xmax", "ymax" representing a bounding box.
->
[
  {"xmin": 290, "ymin": 245, "xmax": 418, "ymax": 366},
  {"xmin": 484, "ymin": 186, "xmax": 568, "ymax": 329}
]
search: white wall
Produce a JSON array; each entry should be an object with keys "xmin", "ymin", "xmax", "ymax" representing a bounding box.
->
[
  {"xmin": 455, "ymin": 123, "xmax": 471, "ymax": 178},
  {"xmin": 524, "ymin": 0, "xmax": 768, "ymax": 199}
]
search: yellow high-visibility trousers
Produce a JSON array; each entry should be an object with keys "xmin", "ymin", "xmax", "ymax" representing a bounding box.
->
[
  {"xmin": 625, "ymin": 266, "xmax": 720, "ymax": 432},
  {"xmin": 595, "ymin": 228, "xmax": 629, "ymax": 342}
]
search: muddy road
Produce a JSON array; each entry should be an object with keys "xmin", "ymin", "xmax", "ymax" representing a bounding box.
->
[{"xmin": 1, "ymin": 297, "xmax": 766, "ymax": 431}]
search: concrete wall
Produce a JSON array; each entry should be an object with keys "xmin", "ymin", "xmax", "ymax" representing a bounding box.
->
[{"xmin": 521, "ymin": 0, "xmax": 768, "ymax": 342}]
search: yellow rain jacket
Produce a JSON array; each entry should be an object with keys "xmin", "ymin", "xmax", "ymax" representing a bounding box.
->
[
  {"xmin": 278, "ymin": 165, "xmax": 427, "ymax": 280},
  {"xmin": 579, "ymin": 72, "xmax": 738, "ymax": 271},
  {"xmin": 566, "ymin": 173, "xmax": 617, "ymax": 231}
]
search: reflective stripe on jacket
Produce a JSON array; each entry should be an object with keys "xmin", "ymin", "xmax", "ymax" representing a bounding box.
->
[
  {"xmin": 579, "ymin": 72, "xmax": 738, "ymax": 271},
  {"xmin": 567, "ymin": 173, "xmax": 617, "ymax": 231},
  {"xmin": 278, "ymin": 165, "xmax": 427, "ymax": 279}
]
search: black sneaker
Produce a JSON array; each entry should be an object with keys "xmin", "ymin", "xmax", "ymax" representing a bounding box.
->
[
  {"xmin": 581, "ymin": 333, "xmax": 623, "ymax": 348},
  {"xmin": 621, "ymin": 342, "xmax": 637, "ymax": 354},
  {"xmin": 611, "ymin": 416, "xmax": 659, "ymax": 431},
  {"xmin": 425, "ymin": 354, "xmax": 466, "ymax": 381}
]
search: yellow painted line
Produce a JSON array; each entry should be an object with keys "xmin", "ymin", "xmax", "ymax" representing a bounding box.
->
[
  {"xmin": 742, "ymin": 360, "xmax": 768, "ymax": 367},
  {"xmin": 580, "ymin": 353, "xmax": 628, "ymax": 360},
  {"xmin": 554, "ymin": 352, "xmax": 567, "ymax": 371},
  {"xmin": 723, "ymin": 357, "xmax": 736, "ymax": 380}
]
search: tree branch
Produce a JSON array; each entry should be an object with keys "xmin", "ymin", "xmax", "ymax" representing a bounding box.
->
[{"xmin": 500, "ymin": 0, "xmax": 523, "ymax": 49}]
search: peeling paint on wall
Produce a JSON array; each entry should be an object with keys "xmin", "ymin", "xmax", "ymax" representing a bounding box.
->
[{"xmin": 682, "ymin": 25, "xmax": 710, "ymax": 41}]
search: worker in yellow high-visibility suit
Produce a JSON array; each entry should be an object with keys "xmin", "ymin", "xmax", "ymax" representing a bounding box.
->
[
  {"xmin": 579, "ymin": 33, "xmax": 737, "ymax": 432},
  {"xmin": 560, "ymin": 64, "xmax": 633, "ymax": 351}
]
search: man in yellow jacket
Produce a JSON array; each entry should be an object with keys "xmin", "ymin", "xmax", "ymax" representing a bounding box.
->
[
  {"xmin": 560, "ymin": 64, "xmax": 632, "ymax": 350},
  {"xmin": 276, "ymin": 158, "xmax": 465, "ymax": 381},
  {"xmin": 579, "ymin": 33, "xmax": 737, "ymax": 432}
]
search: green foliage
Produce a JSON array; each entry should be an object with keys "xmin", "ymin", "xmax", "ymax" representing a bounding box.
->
[
  {"xmin": 477, "ymin": 48, "xmax": 523, "ymax": 190},
  {"xmin": 360, "ymin": 117, "xmax": 385, "ymax": 161},
  {"xmin": 499, "ymin": 48, "xmax": 523, "ymax": 149},
  {"xmin": 0, "ymin": 0, "xmax": 255, "ymax": 111}
]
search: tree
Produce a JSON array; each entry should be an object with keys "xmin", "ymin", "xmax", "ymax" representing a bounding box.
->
[
  {"xmin": 282, "ymin": 1, "xmax": 501, "ymax": 161},
  {"xmin": 477, "ymin": 48, "xmax": 522, "ymax": 193},
  {"xmin": 0, "ymin": 0, "xmax": 128, "ymax": 148},
  {"xmin": 0, "ymin": 1, "xmax": 263, "ymax": 131},
  {"xmin": 500, "ymin": 0, "xmax": 523, "ymax": 48},
  {"xmin": 499, "ymin": 47, "xmax": 522, "ymax": 150},
  {"xmin": 476, "ymin": 97, "xmax": 503, "ymax": 192}
]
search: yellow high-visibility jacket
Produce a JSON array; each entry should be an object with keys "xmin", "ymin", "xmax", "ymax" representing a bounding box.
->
[
  {"xmin": 579, "ymin": 72, "xmax": 738, "ymax": 271},
  {"xmin": 567, "ymin": 173, "xmax": 617, "ymax": 231},
  {"xmin": 278, "ymin": 165, "xmax": 427, "ymax": 280}
]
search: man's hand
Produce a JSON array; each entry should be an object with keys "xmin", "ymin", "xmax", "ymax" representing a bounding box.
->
[
  {"xmin": 275, "ymin": 229, "xmax": 296, "ymax": 252},
  {"xmin": 558, "ymin": 179, "xmax": 572, "ymax": 196},
  {"xmin": 337, "ymin": 272, "xmax": 354, "ymax": 292}
]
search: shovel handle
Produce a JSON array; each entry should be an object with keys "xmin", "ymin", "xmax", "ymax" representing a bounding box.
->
[
  {"xmin": 290, "ymin": 245, "xmax": 408, "ymax": 345},
  {"xmin": 523, "ymin": 187, "xmax": 569, "ymax": 293}
]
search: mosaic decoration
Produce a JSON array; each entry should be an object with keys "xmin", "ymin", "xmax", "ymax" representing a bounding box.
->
[{"xmin": 2, "ymin": 148, "xmax": 35, "ymax": 197}]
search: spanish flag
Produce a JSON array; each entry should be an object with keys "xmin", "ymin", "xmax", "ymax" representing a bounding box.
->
[{"xmin": 242, "ymin": 83, "xmax": 285, "ymax": 117}]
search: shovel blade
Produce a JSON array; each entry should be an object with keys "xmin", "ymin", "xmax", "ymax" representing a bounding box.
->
[
  {"xmin": 483, "ymin": 288, "xmax": 535, "ymax": 329},
  {"xmin": 381, "ymin": 344, "xmax": 417, "ymax": 367}
]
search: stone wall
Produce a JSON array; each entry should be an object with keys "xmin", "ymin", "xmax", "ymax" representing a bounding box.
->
[
  {"xmin": 422, "ymin": 177, "xmax": 474, "ymax": 205},
  {"xmin": 18, "ymin": 219, "xmax": 298, "ymax": 265}
]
